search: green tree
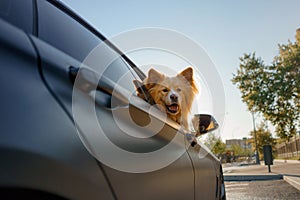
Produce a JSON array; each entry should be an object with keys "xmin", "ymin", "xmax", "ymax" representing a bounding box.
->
[
  {"xmin": 204, "ymin": 134, "xmax": 226, "ymax": 157},
  {"xmin": 270, "ymin": 29, "xmax": 300, "ymax": 140},
  {"xmin": 231, "ymin": 53, "xmax": 271, "ymax": 113},
  {"xmin": 232, "ymin": 29, "xmax": 300, "ymax": 141},
  {"xmin": 229, "ymin": 144, "xmax": 244, "ymax": 157},
  {"xmin": 249, "ymin": 123, "xmax": 276, "ymax": 159}
]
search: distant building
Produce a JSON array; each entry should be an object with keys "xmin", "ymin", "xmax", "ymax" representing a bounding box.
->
[
  {"xmin": 226, "ymin": 138, "xmax": 252, "ymax": 150},
  {"xmin": 226, "ymin": 139, "xmax": 243, "ymax": 148}
]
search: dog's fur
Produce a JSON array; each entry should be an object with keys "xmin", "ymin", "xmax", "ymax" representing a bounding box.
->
[{"xmin": 134, "ymin": 67, "xmax": 198, "ymax": 130}]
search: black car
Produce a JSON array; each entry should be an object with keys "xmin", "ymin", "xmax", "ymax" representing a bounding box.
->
[{"xmin": 0, "ymin": 0, "xmax": 225, "ymax": 199}]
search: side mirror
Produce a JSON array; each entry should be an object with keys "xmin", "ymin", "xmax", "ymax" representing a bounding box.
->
[{"xmin": 192, "ymin": 114, "xmax": 219, "ymax": 136}]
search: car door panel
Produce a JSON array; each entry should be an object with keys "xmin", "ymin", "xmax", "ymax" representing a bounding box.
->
[
  {"xmin": 187, "ymin": 144, "xmax": 219, "ymax": 200},
  {"xmin": 30, "ymin": 35, "xmax": 79, "ymax": 114}
]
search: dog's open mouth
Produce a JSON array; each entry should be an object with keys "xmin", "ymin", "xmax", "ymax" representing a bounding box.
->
[{"xmin": 166, "ymin": 104, "xmax": 179, "ymax": 114}]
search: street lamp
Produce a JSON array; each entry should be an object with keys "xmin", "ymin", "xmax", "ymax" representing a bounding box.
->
[{"xmin": 252, "ymin": 112, "xmax": 260, "ymax": 164}]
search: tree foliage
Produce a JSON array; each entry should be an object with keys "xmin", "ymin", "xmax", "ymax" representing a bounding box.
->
[
  {"xmin": 229, "ymin": 144, "xmax": 244, "ymax": 156},
  {"xmin": 204, "ymin": 134, "xmax": 226, "ymax": 156},
  {"xmin": 232, "ymin": 29, "xmax": 300, "ymax": 141},
  {"xmin": 249, "ymin": 123, "xmax": 276, "ymax": 159}
]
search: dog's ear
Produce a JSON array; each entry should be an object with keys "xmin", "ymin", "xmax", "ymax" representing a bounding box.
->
[
  {"xmin": 178, "ymin": 67, "xmax": 193, "ymax": 83},
  {"xmin": 147, "ymin": 68, "xmax": 164, "ymax": 84},
  {"xmin": 179, "ymin": 67, "xmax": 199, "ymax": 94}
]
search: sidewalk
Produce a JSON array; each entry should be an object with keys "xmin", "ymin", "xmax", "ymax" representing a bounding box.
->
[{"xmin": 223, "ymin": 160, "xmax": 300, "ymax": 191}]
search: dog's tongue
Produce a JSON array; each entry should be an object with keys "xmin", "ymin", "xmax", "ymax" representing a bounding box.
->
[{"xmin": 168, "ymin": 104, "xmax": 178, "ymax": 113}]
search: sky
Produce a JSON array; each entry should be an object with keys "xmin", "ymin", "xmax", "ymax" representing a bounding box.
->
[{"xmin": 62, "ymin": 0, "xmax": 300, "ymax": 141}]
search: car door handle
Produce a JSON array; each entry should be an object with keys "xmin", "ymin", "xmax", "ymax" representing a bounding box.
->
[{"xmin": 69, "ymin": 66, "xmax": 129, "ymax": 108}]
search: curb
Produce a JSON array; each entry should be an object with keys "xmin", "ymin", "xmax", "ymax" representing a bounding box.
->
[
  {"xmin": 283, "ymin": 176, "xmax": 300, "ymax": 191},
  {"xmin": 274, "ymin": 159, "xmax": 300, "ymax": 164},
  {"xmin": 224, "ymin": 174, "xmax": 283, "ymax": 182},
  {"xmin": 224, "ymin": 174, "xmax": 300, "ymax": 192}
]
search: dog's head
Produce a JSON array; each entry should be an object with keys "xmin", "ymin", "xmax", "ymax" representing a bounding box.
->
[{"xmin": 142, "ymin": 67, "xmax": 198, "ymax": 117}]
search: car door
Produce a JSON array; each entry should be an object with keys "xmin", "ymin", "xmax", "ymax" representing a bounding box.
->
[
  {"xmin": 187, "ymin": 141, "xmax": 221, "ymax": 199},
  {"xmin": 33, "ymin": 0, "xmax": 195, "ymax": 199}
]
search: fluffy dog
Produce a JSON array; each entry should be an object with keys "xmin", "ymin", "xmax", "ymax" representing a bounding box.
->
[{"xmin": 134, "ymin": 67, "xmax": 198, "ymax": 130}]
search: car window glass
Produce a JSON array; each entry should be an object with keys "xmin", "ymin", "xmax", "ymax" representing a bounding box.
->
[
  {"xmin": 104, "ymin": 57, "xmax": 139, "ymax": 94},
  {"xmin": 0, "ymin": 0, "xmax": 32, "ymax": 33}
]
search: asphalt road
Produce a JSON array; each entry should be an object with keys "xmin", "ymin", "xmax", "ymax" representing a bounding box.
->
[
  {"xmin": 225, "ymin": 180, "xmax": 300, "ymax": 200},
  {"xmin": 224, "ymin": 160, "xmax": 300, "ymax": 200}
]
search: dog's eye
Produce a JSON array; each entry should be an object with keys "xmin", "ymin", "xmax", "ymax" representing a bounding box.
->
[
  {"xmin": 162, "ymin": 88, "xmax": 168, "ymax": 92},
  {"xmin": 177, "ymin": 88, "xmax": 181, "ymax": 92}
]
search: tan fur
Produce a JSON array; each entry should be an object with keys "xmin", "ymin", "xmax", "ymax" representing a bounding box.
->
[{"xmin": 135, "ymin": 67, "xmax": 198, "ymax": 130}]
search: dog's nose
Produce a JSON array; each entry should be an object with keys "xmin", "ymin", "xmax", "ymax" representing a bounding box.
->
[{"xmin": 170, "ymin": 94, "xmax": 178, "ymax": 102}]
